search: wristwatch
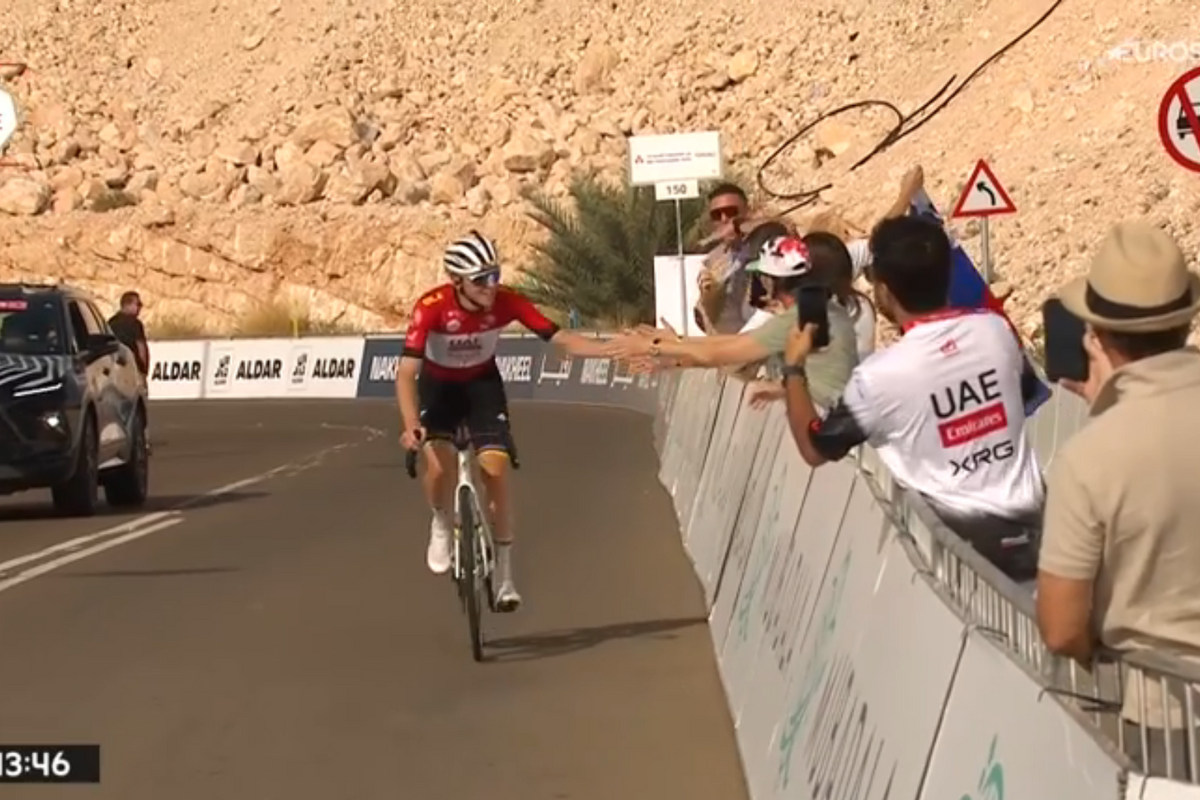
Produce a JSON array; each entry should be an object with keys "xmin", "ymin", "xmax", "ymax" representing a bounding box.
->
[
  {"xmin": 782, "ymin": 363, "xmax": 806, "ymax": 381},
  {"xmin": 648, "ymin": 337, "xmax": 662, "ymax": 357}
]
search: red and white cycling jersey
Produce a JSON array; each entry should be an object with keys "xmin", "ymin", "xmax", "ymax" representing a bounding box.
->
[{"xmin": 402, "ymin": 284, "xmax": 560, "ymax": 381}]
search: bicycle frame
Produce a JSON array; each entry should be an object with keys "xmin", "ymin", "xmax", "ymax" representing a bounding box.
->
[
  {"xmin": 449, "ymin": 426, "xmax": 494, "ymax": 587},
  {"xmin": 404, "ymin": 422, "xmax": 522, "ymax": 659}
]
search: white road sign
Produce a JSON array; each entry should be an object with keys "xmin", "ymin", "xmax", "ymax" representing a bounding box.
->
[
  {"xmin": 654, "ymin": 179, "xmax": 699, "ymax": 201},
  {"xmin": 628, "ymin": 131, "xmax": 722, "ymax": 186},
  {"xmin": 0, "ymin": 88, "xmax": 18, "ymax": 152}
]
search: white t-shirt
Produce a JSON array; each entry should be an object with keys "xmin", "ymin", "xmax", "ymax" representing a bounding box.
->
[
  {"xmin": 839, "ymin": 293, "xmax": 876, "ymax": 359},
  {"xmin": 807, "ymin": 308, "xmax": 1045, "ymax": 520},
  {"xmin": 738, "ymin": 307, "xmax": 776, "ymax": 333},
  {"xmin": 847, "ymin": 239, "xmax": 871, "ymax": 281}
]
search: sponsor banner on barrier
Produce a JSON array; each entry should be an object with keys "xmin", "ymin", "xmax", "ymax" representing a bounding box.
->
[
  {"xmin": 354, "ymin": 335, "xmax": 658, "ymax": 413},
  {"xmin": 762, "ymin": 475, "xmax": 898, "ymax": 800},
  {"xmin": 666, "ymin": 369, "xmax": 725, "ymax": 523},
  {"xmin": 738, "ymin": 459, "xmax": 862, "ymax": 798},
  {"xmin": 686, "ymin": 393, "xmax": 770, "ymax": 607},
  {"xmin": 764, "ymin": 537, "xmax": 964, "ymax": 800},
  {"xmin": 283, "ymin": 336, "xmax": 364, "ymax": 398},
  {"xmin": 708, "ymin": 407, "xmax": 786, "ymax": 671},
  {"xmin": 917, "ymin": 630, "xmax": 1123, "ymax": 800},
  {"xmin": 357, "ymin": 336, "xmax": 540, "ymax": 401},
  {"xmin": 682, "ymin": 376, "xmax": 745, "ymax": 553},
  {"xmin": 204, "ymin": 337, "xmax": 362, "ymax": 399},
  {"xmin": 719, "ymin": 432, "xmax": 810, "ymax": 718},
  {"xmin": 147, "ymin": 340, "xmax": 208, "ymax": 400}
]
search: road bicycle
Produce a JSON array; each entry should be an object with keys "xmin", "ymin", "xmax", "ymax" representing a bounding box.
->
[{"xmin": 405, "ymin": 423, "xmax": 520, "ymax": 662}]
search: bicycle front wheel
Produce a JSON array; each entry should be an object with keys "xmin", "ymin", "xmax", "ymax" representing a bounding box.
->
[{"xmin": 457, "ymin": 484, "xmax": 485, "ymax": 662}]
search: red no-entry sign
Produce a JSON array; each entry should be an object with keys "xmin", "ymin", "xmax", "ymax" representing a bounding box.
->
[{"xmin": 1158, "ymin": 66, "xmax": 1200, "ymax": 173}]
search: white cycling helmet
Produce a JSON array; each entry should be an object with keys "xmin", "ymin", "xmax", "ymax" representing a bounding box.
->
[{"xmin": 443, "ymin": 230, "xmax": 500, "ymax": 278}]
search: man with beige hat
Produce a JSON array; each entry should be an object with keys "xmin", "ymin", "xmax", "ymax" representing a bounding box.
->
[{"xmin": 1036, "ymin": 220, "xmax": 1200, "ymax": 778}]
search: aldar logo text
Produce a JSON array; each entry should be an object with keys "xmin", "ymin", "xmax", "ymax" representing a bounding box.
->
[
  {"xmin": 290, "ymin": 349, "xmax": 357, "ymax": 386},
  {"xmin": 237, "ymin": 358, "xmax": 284, "ymax": 381},
  {"xmin": 151, "ymin": 359, "xmax": 202, "ymax": 382}
]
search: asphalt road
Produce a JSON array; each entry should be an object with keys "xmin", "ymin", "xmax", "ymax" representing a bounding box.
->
[{"xmin": 0, "ymin": 400, "xmax": 747, "ymax": 800}]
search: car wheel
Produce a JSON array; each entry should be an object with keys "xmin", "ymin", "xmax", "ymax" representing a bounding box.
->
[
  {"xmin": 103, "ymin": 407, "xmax": 149, "ymax": 508},
  {"xmin": 51, "ymin": 412, "xmax": 99, "ymax": 517}
]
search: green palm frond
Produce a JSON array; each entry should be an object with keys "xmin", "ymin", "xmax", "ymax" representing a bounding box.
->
[{"xmin": 515, "ymin": 172, "xmax": 742, "ymax": 329}]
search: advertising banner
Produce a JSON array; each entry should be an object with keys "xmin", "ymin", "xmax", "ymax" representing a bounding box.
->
[
  {"xmin": 718, "ymin": 437, "xmax": 812, "ymax": 719},
  {"xmin": 282, "ymin": 336, "xmax": 365, "ymax": 398},
  {"xmin": 766, "ymin": 477, "xmax": 899, "ymax": 800},
  {"xmin": 708, "ymin": 408, "xmax": 786, "ymax": 670},
  {"xmin": 147, "ymin": 339, "xmax": 209, "ymax": 400},
  {"xmin": 204, "ymin": 338, "xmax": 306, "ymax": 399},
  {"xmin": 918, "ymin": 630, "xmax": 1124, "ymax": 800}
]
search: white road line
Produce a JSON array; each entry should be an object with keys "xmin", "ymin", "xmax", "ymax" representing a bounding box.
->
[
  {"xmin": 0, "ymin": 518, "xmax": 185, "ymax": 594},
  {"xmin": 0, "ymin": 435, "xmax": 372, "ymax": 594},
  {"xmin": 0, "ymin": 511, "xmax": 180, "ymax": 575}
]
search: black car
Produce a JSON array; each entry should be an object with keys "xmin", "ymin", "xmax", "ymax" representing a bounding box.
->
[{"xmin": 0, "ymin": 283, "xmax": 149, "ymax": 516}]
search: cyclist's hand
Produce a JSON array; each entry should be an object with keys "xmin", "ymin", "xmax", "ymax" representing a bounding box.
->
[
  {"xmin": 602, "ymin": 334, "xmax": 653, "ymax": 359},
  {"xmin": 400, "ymin": 426, "xmax": 426, "ymax": 451}
]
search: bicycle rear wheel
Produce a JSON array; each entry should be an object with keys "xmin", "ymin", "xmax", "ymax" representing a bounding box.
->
[{"xmin": 457, "ymin": 483, "xmax": 485, "ymax": 662}]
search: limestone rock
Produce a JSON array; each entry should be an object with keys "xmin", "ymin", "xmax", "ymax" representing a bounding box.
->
[{"xmin": 0, "ymin": 179, "xmax": 52, "ymax": 216}]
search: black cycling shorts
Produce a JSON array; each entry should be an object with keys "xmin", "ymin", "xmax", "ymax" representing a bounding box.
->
[{"xmin": 417, "ymin": 365, "xmax": 513, "ymax": 454}]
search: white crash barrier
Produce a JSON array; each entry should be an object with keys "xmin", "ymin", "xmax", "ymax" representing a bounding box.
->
[{"xmin": 653, "ymin": 368, "xmax": 1140, "ymax": 800}]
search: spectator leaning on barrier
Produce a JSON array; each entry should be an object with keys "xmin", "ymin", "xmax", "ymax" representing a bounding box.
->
[
  {"xmin": 779, "ymin": 215, "xmax": 1045, "ymax": 581},
  {"xmin": 1036, "ymin": 221, "xmax": 1200, "ymax": 767},
  {"xmin": 604, "ymin": 232, "xmax": 859, "ymax": 410}
]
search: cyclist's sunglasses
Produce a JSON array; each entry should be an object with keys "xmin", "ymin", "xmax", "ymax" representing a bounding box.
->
[{"xmin": 468, "ymin": 269, "xmax": 501, "ymax": 287}]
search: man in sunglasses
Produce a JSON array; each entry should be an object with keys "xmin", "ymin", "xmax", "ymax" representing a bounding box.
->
[
  {"xmin": 696, "ymin": 183, "xmax": 757, "ymax": 333},
  {"xmin": 395, "ymin": 230, "xmax": 612, "ymax": 611}
]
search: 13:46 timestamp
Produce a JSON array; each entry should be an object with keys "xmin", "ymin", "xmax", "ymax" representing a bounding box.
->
[{"xmin": 0, "ymin": 745, "xmax": 101, "ymax": 783}]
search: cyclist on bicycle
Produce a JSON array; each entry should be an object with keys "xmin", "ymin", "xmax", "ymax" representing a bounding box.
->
[{"xmin": 396, "ymin": 230, "xmax": 613, "ymax": 611}]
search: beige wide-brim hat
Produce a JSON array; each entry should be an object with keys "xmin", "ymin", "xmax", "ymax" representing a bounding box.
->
[{"xmin": 1059, "ymin": 221, "xmax": 1200, "ymax": 333}]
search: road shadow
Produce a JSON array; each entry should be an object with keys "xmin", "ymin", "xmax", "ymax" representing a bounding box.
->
[
  {"xmin": 55, "ymin": 566, "xmax": 238, "ymax": 579},
  {"xmin": 0, "ymin": 491, "xmax": 268, "ymax": 522},
  {"xmin": 484, "ymin": 615, "xmax": 708, "ymax": 663}
]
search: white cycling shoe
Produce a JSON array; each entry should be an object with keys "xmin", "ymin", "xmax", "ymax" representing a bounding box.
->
[
  {"xmin": 494, "ymin": 580, "xmax": 522, "ymax": 612},
  {"xmin": 426, "ymin": 513, "xmax": 453, "ymax": 575}
]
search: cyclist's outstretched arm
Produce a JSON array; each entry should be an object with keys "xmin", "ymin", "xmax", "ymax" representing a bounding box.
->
[
  {"xmin": 505, "ymin": 289, "xmax": 611, "ymax": 358},
  {"xmin": 547, "ymin": 329, "xmax": 611, "ymax": 357}
]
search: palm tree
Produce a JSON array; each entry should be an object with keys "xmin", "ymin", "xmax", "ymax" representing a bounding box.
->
[{"xmin": 515, "ymin": 173, "xmax": 737, "ymax": 329}]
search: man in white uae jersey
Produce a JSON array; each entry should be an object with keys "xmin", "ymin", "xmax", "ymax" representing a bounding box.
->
[{"xmin": 777, "ymin": 215, "xmax": 1045, "ymax": 582}]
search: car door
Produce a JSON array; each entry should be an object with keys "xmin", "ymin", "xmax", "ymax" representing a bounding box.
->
[
  {"xmin": 67, "ymin": 300, "xmax": 121, "ymax": 461},
  {"xmin": 87, "ymin": 300, "xmax": 139, "ymax": 434}
]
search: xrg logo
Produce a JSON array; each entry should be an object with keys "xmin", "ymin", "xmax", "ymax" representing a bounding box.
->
[{"xmin": 951, "ymin": 440, "xmax": 1015, "ymax": 476}]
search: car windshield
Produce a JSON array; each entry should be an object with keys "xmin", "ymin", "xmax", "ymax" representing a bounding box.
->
[{"xmin": 0, "ymin": 297, "xmax": 66, "ymax": 356}]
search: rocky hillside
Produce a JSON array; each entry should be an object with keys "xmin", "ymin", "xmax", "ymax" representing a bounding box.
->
[{"xmin": 0, "ymin": 0, "xmax": 1196, "ymax": 335}]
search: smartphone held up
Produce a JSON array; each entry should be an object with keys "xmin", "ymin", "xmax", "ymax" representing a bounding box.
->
[
  {"xmin": 795, "ymin": 284, "xmax": 831, "ymax": 350},
  {"xmin": 1040, "ymin": 298, "xmax": 1089, "ymax": 383}
]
